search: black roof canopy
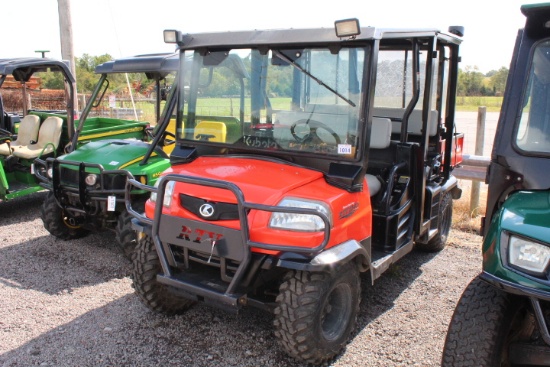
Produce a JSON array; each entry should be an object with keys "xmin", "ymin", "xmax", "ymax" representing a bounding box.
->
[
  {"xmin": 0, "ymin": 57, "xmax": 75, "ymax": 83},
  {"xmin": 94, "ymin": 53, "xmax": 179, "ymax": 75},
  {"xmin": 173, "ymin": 26, "xmax": 462, "ymax": 51}
]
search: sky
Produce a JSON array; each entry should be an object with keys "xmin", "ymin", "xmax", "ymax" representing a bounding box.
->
[{"xmin": 1, "ymin": 0, "xmax": 544, "ymax": 73}]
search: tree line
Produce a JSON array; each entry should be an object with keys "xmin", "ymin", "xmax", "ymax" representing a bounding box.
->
[
  {"xmin": 459, "ymin": 66, "xmax": 508, "ymax": 96},
  {"xmin": 40, "ymin": 54, "xmax": 509, "ymax": 97}
]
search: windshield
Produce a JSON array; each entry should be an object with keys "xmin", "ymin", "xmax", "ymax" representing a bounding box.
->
[
  {"xmin": 176, "ymin": 47, "xmax": 368, "ymax": 160},
  {"xmin": 516, "ymin": 39, "xmax": 550, "ymax": 154},
  {"xmin": 87, "ymin": 72, "xmax": 175, "ymax": 124}
]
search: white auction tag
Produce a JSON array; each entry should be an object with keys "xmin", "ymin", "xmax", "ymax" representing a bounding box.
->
[
  {"xmin": 107, "ymin": 196, "xmax": 116, "ymax": 211},
  {"xmin": 337, "ymin": 144, "xmax": 352, "ymax": 155}
]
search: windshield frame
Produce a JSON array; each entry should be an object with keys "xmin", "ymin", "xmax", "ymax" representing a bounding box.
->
[
  {"xmin": 174, "ymin": 44, "xmax": 372, "ymax": 166},
  {"xmin": 513, "ymin": 37, "xmax": 550, "ymax": 158}
]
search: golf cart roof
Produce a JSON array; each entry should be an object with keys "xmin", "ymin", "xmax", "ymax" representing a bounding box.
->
[
  {"xmin": 94, "ymin": 53, "xmax": 179, "ymax": 74},
  {"xmin": 0, "ymin": 57, "xmax": 75, "ymax": 83},
  {"xmin": 171, "ymin": 26, "xmax": 463, "ymax": 50},
  {"xmin": 521, "ymin": 2, "xmax": 550, "ymax": 36}
]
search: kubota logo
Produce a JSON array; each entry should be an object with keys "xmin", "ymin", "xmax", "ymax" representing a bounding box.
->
[
  {"xmin": 199, "ymin": 203, "xmax": 215, "ymax": 217},
  {"xmin": 177, "ymin": 225, "xmax": 223, "ymax": 244}
]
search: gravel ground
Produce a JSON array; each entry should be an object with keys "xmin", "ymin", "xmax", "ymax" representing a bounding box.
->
[{"xmin": 0, "ymin": 192, "xmax": 482, "ymax": 367}]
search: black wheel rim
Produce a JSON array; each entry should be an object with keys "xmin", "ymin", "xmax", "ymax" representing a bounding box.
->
[{"xmin": 321, "ymin": 283, "xmax": 353, "ymax": 341}]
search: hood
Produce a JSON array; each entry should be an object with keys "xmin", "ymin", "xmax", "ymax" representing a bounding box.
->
[
  {"xmin": 169, "ymin": 156, "xmax": 324, "ymax": 205},
  {"xmin": 60, "ymin": 139, "xmax": 159, "ymax": 170}
]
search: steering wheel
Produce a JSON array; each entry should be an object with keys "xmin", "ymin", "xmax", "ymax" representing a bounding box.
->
[{"xmin": 290, "ymin": 119, "xmax": 341, "ymax": 145}]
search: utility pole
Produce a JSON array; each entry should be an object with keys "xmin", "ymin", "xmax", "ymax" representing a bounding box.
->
[
  {"xmin": 57, "ymin": 0, "xmax": 78, "ymax": 111},
  {"xmin": 35, "ymin": 50, "xmax": 50, "ymax": 58}
]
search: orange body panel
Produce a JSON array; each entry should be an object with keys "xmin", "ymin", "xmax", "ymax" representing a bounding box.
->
[
  {"xmin": 145, "ymin": 156, "xmax": 373, "ymax": 253},
  {"xmin": 441, "ymin": 133, "xmax": 464, "ymax": 167}
]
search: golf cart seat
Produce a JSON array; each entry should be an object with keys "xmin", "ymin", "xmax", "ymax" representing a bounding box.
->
[
  {"xmin": 195, "ymin": 120, "xmax": 227, "ymax": 142},
  {"xmin": 13, "ymin": 116, "xmax": 63, "ymax": 159},
  {"xmin": 366, "ymin": 117, "xmax": 392, "ymax": 196},
  {"xmin": 0, "ymin": 114, "xmax": 40, "ymax": 156}
]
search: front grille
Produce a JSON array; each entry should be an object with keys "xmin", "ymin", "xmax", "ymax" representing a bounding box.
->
[
  {"xmin": 58, "ymin": 166, "xmax": 127, "ymax": 191},
  {"xmin": 179, "ymin": 193, "xmax": 239, "ymax": 221},
  {"xmin": 59, "ymin": 167, "xmax": 79, "ymax": 187},
  {"xmin": 103, "ymin": 174, "xmax": 127, "ymax": 190}
]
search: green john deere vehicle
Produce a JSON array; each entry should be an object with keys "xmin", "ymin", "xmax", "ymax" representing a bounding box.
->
[
  {"xmin": 35, "ymin": 53, "xmax": 178, "ymax": 258},
  {"xmin": 442, "ymin": 3, "xmax": 550, "ymax": 366},
  {"xmin": 0, "ymin": 58, "xmax": 148, "ymax": 202}
]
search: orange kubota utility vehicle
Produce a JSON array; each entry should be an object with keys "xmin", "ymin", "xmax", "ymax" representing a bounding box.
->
[{"xmin": 125, "ymin": 20, "xmax": 464, "ymax": 364}]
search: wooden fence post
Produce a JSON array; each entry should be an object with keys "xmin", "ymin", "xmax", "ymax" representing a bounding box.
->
[{"xmin": 470, "ymin": 106, "xmax": 486, "ymax": 217}]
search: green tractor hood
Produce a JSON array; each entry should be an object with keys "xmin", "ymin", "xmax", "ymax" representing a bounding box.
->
[{"xmin": 59, "ymin": 139, "xmax": 166, "ymax": 171}]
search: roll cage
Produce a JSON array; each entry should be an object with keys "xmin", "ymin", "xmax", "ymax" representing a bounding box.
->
[{"xmin": 168, "ymin": 27, "xmax": 462, "ymax": 194}]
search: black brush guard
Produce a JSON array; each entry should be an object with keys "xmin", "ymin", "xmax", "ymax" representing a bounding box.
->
[
  {"xmin": 125, "ymin": 174, "xmax": 331, "ymax": 311},
  {"xmin": 35, "ymin": 157, "xmax": 137, "ymax": 215}
]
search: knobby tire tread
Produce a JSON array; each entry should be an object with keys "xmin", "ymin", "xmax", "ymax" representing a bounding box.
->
[
  {"xmin": 132, "ymin": 235, "xmax": 194, "ymax": 315},
  {"xmin": 442, "ymin": 276, "xmax": 516, "ymax": 366}
]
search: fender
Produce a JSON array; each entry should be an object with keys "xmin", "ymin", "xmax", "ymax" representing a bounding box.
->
[
  {"xmin": 442, "ymin": 174, "xmax": 462, "ymax": 199},
  {"xmin": 276, "ymin": 239, "xmax": 370, "ymax": 273}
]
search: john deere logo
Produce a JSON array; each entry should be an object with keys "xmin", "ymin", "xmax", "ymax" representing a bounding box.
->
[{"xmin": 199, "ymin": 203, "xmax": 215, "ymax": 218}]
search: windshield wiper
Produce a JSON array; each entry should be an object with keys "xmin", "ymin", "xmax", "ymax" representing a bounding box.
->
[{"xmin": 273, "ymin": 50, "xmax": 356, "ymax": 107}]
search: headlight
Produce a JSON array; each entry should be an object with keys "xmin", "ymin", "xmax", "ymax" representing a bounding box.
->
[
  {"xmin": 135, "ymin": 175, "xmax": 147, "ymax": 185},
  {"xmin": 509, "ymin": 234, "xmax": 550, "ymax": 276},
  {"xmin": 85, "ymin": 174, "xmax": 98, "ymax": 186},
  {"xmin": 150, "ymin": 179, "xmax": 175, "ymax": 208},
  {"xmin": 47, "ymin": 167, "xmax": 53, "ymax": 178},
  {"xmin": 150, "ymin": 180, "xmax": 160, "ymax": 203},
  {"xmin": 269, "ymin": 197, "xmax": 332, "ymax": 232}
]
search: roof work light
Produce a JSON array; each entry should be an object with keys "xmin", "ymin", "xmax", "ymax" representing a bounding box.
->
[
  {"xmin": 163, "ymin": 30, "xmax": 182, "ymax": 44},
  {"xmin": 334, "ymin": 18, "xmax": 361, "ymax": 38}
]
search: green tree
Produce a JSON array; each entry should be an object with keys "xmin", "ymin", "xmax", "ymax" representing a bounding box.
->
[
  {"xmin": 38, "ymin": 71, "xmax": 65, "ymax": 89},
  {"xmin": 488, "ymin": 67, "xmax": 509, "ymax": 96},
  {"xmin": 75, "ymin": 54, "xmax": 113, "ymax": 92},
  {"xmin": 458, "ymin": 66, "xmax": 485, "ymax": 96}
]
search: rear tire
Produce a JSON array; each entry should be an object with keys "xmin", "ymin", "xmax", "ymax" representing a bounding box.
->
[
  {"xmin": 273, "ymin": 262, "xmax": 361, "ymax": 365},
  {"xmin": 416, "ymin": 192, "xmax": 452, "ymax": 252},
  {"xmin": 132, "ymin": 234, "xmax": 195, "ymax": 314},
  {"xmin": 41, "ymin": 192, "xmax": 89, "ymax": 240},
  {"xmin": 442, "ymin": 275, "xmax": 530, "ymax": 366}
]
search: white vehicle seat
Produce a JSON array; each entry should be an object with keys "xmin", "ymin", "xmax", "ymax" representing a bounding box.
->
[
  {"xmin": 0, "ymin": 115, "xmax": 40, "ymax": 155},
  {"xmin": 366, "ymin": 117, "xmax": 392, "ymax": 196},
  {"xmin": 13, "ymin": 116, "xmax": 63, "ymax": 159}
]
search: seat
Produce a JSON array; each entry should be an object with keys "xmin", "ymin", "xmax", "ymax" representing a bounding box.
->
[
  {"xmin": 0, "ymin": 115, "xmax": 40, "ymax": 155},
  {"xmin": 13, "ymin": 116, "xmax": 63, "ymax": 159},
  {"xmin": 366, "ymin": 117, "xmax": 392, "ymax": 196},
  {"xmin": 194, "ymin": 121, "xmax": 227, "ymax": 142}
]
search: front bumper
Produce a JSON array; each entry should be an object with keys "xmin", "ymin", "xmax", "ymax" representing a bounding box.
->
[
  {"xmin": 35, "ymin": 157, "xmax": 135, "ymax": 216},
  {"xmin": 481, "ymin": 271, "xmax": 550, "ymax": 302},
  {"xmin": 125, "ymin": 174, "xmax": 370, "ymax": 312}
]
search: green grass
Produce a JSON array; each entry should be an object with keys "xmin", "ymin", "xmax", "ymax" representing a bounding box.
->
[
  {"xmin": 123, "ymin": 95, "xmax": 505, "ymax": 125},
  {"xmin": 456, "ymin": 96, "xmax": 503, "ymax": 112}
]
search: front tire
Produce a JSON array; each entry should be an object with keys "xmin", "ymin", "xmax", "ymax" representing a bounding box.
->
[
  {"xmin": 41, "ymin": 192, "xmax": 89, "ymax": 240},
  {"xmin": 442, "ymin": 275, "xmax": 531, "ymax": 366},
  {"xmin": 132, "ymin": 234, "xmax": 195, "ymax": 314},
  {"xmin": 115, "ymin": 203, "xmax": 144, "ymax": 259},
  {"xmin": 273, "ymin": 261, "xmax": 361, "ymax": 365}
]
